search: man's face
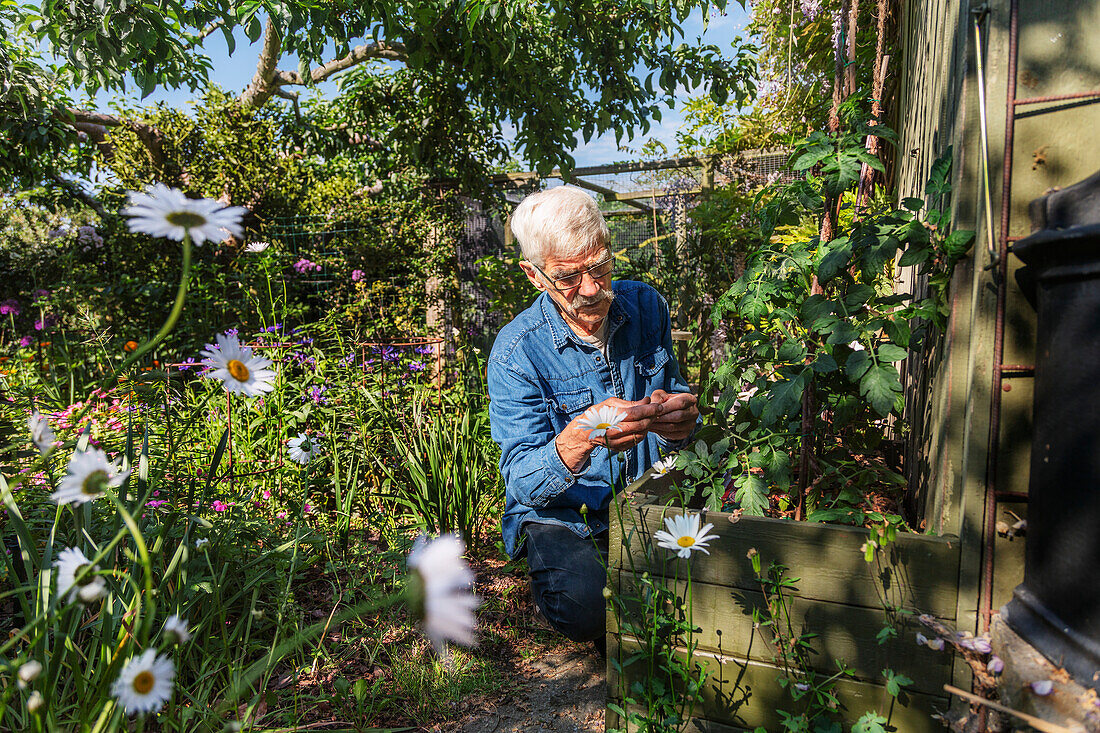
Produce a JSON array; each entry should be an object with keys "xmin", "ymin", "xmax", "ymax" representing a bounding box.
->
[{"xmin": 521, "ymin": 247, "xmax": 614, "ymax": 335}]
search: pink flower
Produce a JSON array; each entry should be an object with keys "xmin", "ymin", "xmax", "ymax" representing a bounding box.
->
[
  {"xmin": 351, "ymin": 269, "xmax": 365, "ymax": 282},
  {"xmin": 262, "ymin": 490, "xmax": 271, "ymax": 499},
  {"xmin": 211, "ymin": 500, "xmax": 228, "ymax": 512}
]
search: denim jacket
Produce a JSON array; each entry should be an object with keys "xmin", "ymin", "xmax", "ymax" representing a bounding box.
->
[{"xmin": 487, "ymin": 280, "xmax": 693, "ymax": 557}]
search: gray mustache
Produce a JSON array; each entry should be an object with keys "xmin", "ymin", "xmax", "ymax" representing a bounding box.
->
[{"xmin": 572, "ymin": 289, "xmax": 614, "ymax": 307}]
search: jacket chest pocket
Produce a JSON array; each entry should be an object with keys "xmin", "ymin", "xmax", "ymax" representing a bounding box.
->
[
  {"xmin": 547, "ymin": 387, "xmax": 594, "ymax": 415},
  {"xmin": 635, "ymin": 346, "xmax": 670, "ymax": 377}
]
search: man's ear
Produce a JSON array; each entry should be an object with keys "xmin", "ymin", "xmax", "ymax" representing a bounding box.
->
[{"xmin": 519, "ymin": 261, "xmax": 545, "ymax": 291}]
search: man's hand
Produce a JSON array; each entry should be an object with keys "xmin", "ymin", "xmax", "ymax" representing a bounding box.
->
[
  {"xmin": 555, "ymin": 396, "xmax": 664, "ymax": 473},
  {"xmin": 646, "ymin": 389, "xmax": 700, "ymax": 442}
]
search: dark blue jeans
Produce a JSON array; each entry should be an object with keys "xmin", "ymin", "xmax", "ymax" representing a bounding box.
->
[{"xmin": 523, "ymin": 522, "xmax": 609, "ymax": 643}]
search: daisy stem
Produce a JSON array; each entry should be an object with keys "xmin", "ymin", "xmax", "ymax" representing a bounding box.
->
[
  {"xmin": 106, "ymin": 491, "xmax": 155, "ymax": 639},
  {"xmin": 119, "ymin": 232, "xmax": 193, "ymax": 371}
]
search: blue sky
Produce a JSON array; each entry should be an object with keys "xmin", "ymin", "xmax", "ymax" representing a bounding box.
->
[{"xmin": 90, "ymin": 6, "xmax": 750, "ymax": 169}]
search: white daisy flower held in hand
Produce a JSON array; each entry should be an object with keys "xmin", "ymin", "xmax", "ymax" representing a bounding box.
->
[
  {"xmin": 200, "ymin": 333, "xmax": 276, "ymax": 397},
  {"xmin": 122, "ymin": 184, "xmax": 246, "ymax": 245},
  {"xmin": 111, "ymin": 649, "xmax": 176, "ymax": 714},
  {"xmin": 51, "ymin": 448, "xmax": 130, "ymax": 505},
  {"xmin": 654, "ymin": 512, "xmax": 720, "ymax": 559},
  {"xmin": 54, "ymin": 547, "xmax": 107, "ymax": 604},
  {"xmin": 27, "ymin": 412, "xmax": 56, "ymax": 455},
  {"xmin": 576, "ymin": 405, "xmax": 626, "ymax": 439},
  {"xmin": 287, "ymin": 433, "xmax": 317, "ymax": 464},
  {"xmin": 406, "ymin": 535, "xmax": 480, "ymax": 655},
  {"xmin": 162, "ymin": 614, "xmax": 191, "ymax": 645},
  {"xmin": 650, "ymin": 455, "xmax": 678, "ymax": 478}
]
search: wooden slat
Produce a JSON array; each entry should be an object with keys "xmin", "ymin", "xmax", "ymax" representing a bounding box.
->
[
  {"xmin": 611, "ymin": 572, "xmax": 953, "ymax": 696},
  {"xmin": 613, "ymin": 501, "xmax": 960, "ymax": 618},
  {"xmin": 609, "ymin": 635, "xmax": 950, "ymax": 733}
]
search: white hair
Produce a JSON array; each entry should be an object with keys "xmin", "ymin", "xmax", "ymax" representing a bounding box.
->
[{"xmin": 509, "ymin": 186, "xmax": 610, "ymax": 266}]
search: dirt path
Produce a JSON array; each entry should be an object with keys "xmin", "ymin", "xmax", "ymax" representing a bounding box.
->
[{"xmin": 450, "ymin": 642, "xmax": 606, "ymax": 733}]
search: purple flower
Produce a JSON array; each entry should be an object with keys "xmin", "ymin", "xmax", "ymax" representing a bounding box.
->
[
  {"xmin": 1030, "ymin": 680, "xmax": 1053, "ymax": 696},
  {"xmin": 376, "ymin": 345, "xmax": 399, "ymax": 362},
  {"xmin": 351, "ymin": 269, "xmax": 365, "ymax": 282},
  {"xmin": 987, "ymin": 656, "xmax": 1004, "ymax": 674},
  {"xmin": 19, "ymin": 336, "xmax": 33, "ymax": 347},
  {"xmin": 308, "ymin": 385, "xmax": 328, "ymax": 404},
  {"xmin": 264, "ymin": 323, "xmax": 282, "ymax": 333},
  {"xmin": 799, "ymin": 0, "xmax": 822, "ymax": 21},
  {"xmin": 293, "ymin": 258, "xmax": 322, "ymax": 275},
  {"xmin": 33, "ymin": 314, "xmax": 57, "ymax": 331},
  {"xmin": 414, "ymin": 345, "xmax": 433, "ymax": 355},
  {"xmin": 178, "ymin": 357, "xmax": 198, "ymax": 372},
  {"xmin": 0, "ymin": 299, "xmax": 20, "ymax": 316},
  {"xmin": 34, "ymin": 289, "xmax": 49, "ymax": 298},
  {"xmin": 408, "ymin": 360, "xmax": 426, "ymax": 372},
  {"xmin": 224, "ymin": 327, "xmax": 239, "ymax": 336}
]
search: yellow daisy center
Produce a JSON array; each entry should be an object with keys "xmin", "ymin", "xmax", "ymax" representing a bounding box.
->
[
  {"xmin": 132, "ymin": 670, "xmax": 156, "ymax": 695},
  {"xmin": 165, "ymin": 210, "xmax": 207, "ymax": 229},
  {"xmin": 75, "ymin": 563, "xmax": 94, "ymax": 586},
  {"xmin": 677, "ymin": 536, "xmax": 695, "ymax": 548},
  {"xmin": 596, "ymin": 422, "xmax": 612, "ymax": 429},
  {"xmin": 82, "ymin": 469, "xmax": 110, "ymax": 495},
  {"xmin": 226, "ymin": 359, "xmax": 250, "ymax": 382}
]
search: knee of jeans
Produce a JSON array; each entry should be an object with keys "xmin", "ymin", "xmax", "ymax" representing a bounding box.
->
[{"xmin": 535, "ymin": 584, "xmax": 606, "ymax": 643}]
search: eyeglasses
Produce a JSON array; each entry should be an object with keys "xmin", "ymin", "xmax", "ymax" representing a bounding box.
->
[{"xmin": 533, "ymin": 255, "xmax": 614, "ymax": 291}]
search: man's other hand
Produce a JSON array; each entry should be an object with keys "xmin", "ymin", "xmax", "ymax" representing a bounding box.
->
[{"xmin": 646, "ymin": 389, "xmax": 700, "ymax": 442}]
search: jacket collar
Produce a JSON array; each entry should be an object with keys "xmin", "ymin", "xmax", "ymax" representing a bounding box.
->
[{"xmin": 539, "ymin": 283, "xmax": 630, "ymax": 351}]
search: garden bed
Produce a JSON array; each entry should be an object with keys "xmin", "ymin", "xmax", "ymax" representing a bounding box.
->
[{"xmin": 606, "ymin": 471, "xmax": 963, "ymax": 732}]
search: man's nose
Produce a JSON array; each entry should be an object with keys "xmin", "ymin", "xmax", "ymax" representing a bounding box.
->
[{"xmin": 577, "ymin": 272, "xmax": 602, "ymax": 297}]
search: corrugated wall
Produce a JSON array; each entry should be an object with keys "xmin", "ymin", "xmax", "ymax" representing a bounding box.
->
[{"xmin": 896, "ymin": 0, "xmax": 1100, "ymax": 669}]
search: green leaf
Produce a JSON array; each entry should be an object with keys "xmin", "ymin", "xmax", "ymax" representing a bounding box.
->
[
  {"xmin": 845, "ymin": 349, "xmax": 872, "ymax": 379},
  {"xmin": 925, "ymin": 147, "xmax": 953, "ymax": 199},
  {"xmin": 760, "ymin": 370, "xmax": 808, "ymax": 425},
  {"xmin": 817, "ymin": 238, "xmax": 852, "ymax": 282},
  {"xmin": 943, "ymin": 229, "xmax": 975, "ymax": 259},
  {"xmin": 901, "ymin": 197, "xmax": 924, "ymax": 212},
  {"xmin": 860, "ymin": 364, "xmax": 903, "ymax": 416},
  {"xmin": 898, "ymin": 244, "xmax": 930, "ymax": 267},
  {"xmin": 735, "ymin": 472, "xmax": 769, "ymax": 516},
  {"xmin": 777, "ymin": 339, "xmax": 807, "ymax": 363},
  {"xmin": 883, "ymin": 669, "xmax": 913, "ymax": 697},
  {"xmin": 875, "ymin": 344, "xmax": 908, "ymax": 362},
  {"xmin": 825, "ymin": 321, "xmax": 859, "ymax": 345},
  {"xmin": 811, "ymin": 352, "xmax": 837, "ymax": 373},
  {"xmin": 800, "ymin": 294, "xmax": 834, "ymax": 324},
  {"xmin": 852, "ymin": 711, "xmax": 888, "ymax": 733}
]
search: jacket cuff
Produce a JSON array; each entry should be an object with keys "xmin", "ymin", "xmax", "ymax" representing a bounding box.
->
[{"xmin": 529, "ymin": 441, "xmax": 578, "ymax": 506}]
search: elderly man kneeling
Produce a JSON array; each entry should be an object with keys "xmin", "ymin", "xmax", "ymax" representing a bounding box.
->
[{"xmin": 487, "ymin": 185, "xmax": 700, "ymax": 649}]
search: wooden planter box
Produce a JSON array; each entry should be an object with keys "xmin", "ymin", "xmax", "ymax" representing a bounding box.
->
[{"xmin": 607, "ymin": 471, "xmax": 963, "ymax": 732}]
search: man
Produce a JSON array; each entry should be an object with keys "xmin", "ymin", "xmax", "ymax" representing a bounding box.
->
[{"xmin": 487, "ymin": 185, "xmax": 700, "ymax": 645}]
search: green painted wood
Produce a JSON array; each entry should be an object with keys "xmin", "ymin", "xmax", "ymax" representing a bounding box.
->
[
  {"xmin": 607, "ymin": 705, "xmax": 754, "ymax": 732},
  {"xmin": 611, "ymin": 571, "xmax": 953, "ymax": 697},
  {"xmin": 612, "ymin": 494, "xmax": 961, "ymax": 618},
  {"xmin": 610, "ymin": 634, "xmax": 950, "ymax": 733}
]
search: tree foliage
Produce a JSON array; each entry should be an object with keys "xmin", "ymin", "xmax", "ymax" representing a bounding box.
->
[{"xmin": 2, "ymin": 0, "xmax": 759, "ymax": 195}]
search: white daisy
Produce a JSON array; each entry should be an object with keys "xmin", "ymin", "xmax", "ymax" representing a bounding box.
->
[
  {"xmin": 576, "ymin": 405, "xmax": 626, "ymax": 438},
  {"xmin": 54, "ymin": 547, "xmax": 107, "ymax": 604},
  {"xmin": 122, "ymin": 184, "xmax": 246, "ymax": 246},
  {"xmin": 111, "ymin": 648, "xmax": 176, "ymax": 715},
  {"xmin": 17, "ymin": 660, "xmax": 42, "ymax": 688},
  {"xmin": 406, "ymin": 535, "xmax": 480, "ymax": 655},
  {"xmin": 200, "ymin": 333, "xmax": 276, "ymax": 397},
  {"xmin": 654, "ymin": 512, "xmax": 720, "ymax": 559},
  {"xmin": 27, "ymin": 412, "xmax": 56, "ymax": 455},
  {"xmin": 245, "ymin": 240, "xmax": 270, "ymax": 253},
  {"xmin": 650, "ymin": 455, "xmax": 678, "ymax": 478},
  {"xmin": 162, "ymin": 614, "xmax": 191, "ymax": 645},
  {"xmin": 51, "ymin": 448, "xmax": 130, "ymax": 505},
  {"xmin": 287, "ymin": 433, "xmax": 317, "ymax": 465}
]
